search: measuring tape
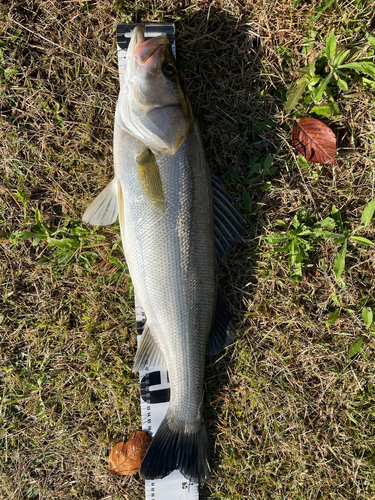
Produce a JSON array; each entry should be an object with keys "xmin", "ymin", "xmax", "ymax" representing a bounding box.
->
[{"xmin": 116, "ymin": 24, "xmax": 199, "ymax": 500}]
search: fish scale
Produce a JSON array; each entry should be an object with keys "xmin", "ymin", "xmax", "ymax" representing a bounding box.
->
[{"xmin": 116, "ymin": 122, "xmax": 216, "ymax": 431}]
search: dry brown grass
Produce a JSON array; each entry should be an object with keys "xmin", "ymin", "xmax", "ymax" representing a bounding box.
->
[{"xmin": 1, "ymin": 0, "xmax": 375, "ymax": 499}]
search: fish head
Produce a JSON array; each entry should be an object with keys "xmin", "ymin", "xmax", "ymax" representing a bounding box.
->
[{"xmin": 119, "ymin": 26, "xmax": 193, "ymax": 154}]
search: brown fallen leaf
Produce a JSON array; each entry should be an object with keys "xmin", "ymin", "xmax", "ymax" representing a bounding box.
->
[
  {"xmin": 292, "ymin": 117, "xmax": 336, "ymax": 165},
  {"xmin": 108, "ymin": 431, "xmax": 152, "ymax": 476}
]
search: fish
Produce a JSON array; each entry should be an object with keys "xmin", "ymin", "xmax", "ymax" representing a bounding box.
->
[{"xmin": 82, "ymin": 25, "xmax": 244, "ymax": 483}]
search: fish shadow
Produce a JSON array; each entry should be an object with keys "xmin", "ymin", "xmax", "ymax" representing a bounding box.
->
[{"xmin": 173, "ymin": 6, "xmax": 283, "ymax": 496}]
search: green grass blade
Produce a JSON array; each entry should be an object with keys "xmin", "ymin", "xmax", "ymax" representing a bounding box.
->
[
  {"xmin": 285, "ymin": 77, "xmax": 308, "ymax": 111},
  {"xmin": 334, "ymin": 239, "xmax": 347, "ymax": 281},
  {"xmin": 350, "ymin": 236, "xmax": 374, "ymax": 246},
  {"xmin": 326, "ymin": 310, "xmax": 339, "ymax": 326},
  {"xmin": 334, "ymin": 49, "xmax": 350, "ymax": 67},
  {"xmin": 360, "ymin": 199, "xmax": 375, "ymax": 226},
  {"xmin": 349, "ymin": 336, "xmax": 364, "ymax": 358},
  {"xmin": 310, "ymin": 104, "xmax": 333, "ymax": 116},
  {"xmin": 337, "ymin": 78, "xmax": 348, "ymax": 91},
  {"xmin": 312, "ymin": 70, "xmax": 333, "ymax": 103},
  {"xmin": 312, "ymin": 217, "xmax": 336, "ymax": 231},
  {"xmin": 325, "ymin": 31, "xmax": 336, "ymax": 63},
  {"xmin": 262, "ymin": 155, "xmax": 274, "ymax": 175},
  {"xmin": 362, "ymin": 307, "xmax": 373, "ymax": 330},
  {"xmin": 266, "ymin": 234, "xmax": 290, "ymax": 244},
  {"xmin": 331, "ymin": 205, "xmax": 344, "ymax": 231},
  {"xmin": 339, "ymin": 62, "xmax": 375, "ymax": 79},
  {"xmin": 309, "ymin": 0, "xmax": 336, "ymax": 22}
]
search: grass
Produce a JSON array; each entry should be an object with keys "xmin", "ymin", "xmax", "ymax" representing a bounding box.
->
[{"xmin": 1, "ymin": 0, "xmax": 375, "ymax": 498}]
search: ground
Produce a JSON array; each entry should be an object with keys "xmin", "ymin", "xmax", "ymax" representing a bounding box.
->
[{"xmin": 1, "ymin": 0, "xmax": 375, "ymax": 499}]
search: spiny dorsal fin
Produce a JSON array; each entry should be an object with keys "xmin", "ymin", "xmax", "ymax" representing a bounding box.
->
[
  {"xmin": 212, "ymin": 174, "xmax": 246, "ymax": 262},
  {"xmin": 136, "ymin": 149, "xmax": 165, "ymax": 210}
]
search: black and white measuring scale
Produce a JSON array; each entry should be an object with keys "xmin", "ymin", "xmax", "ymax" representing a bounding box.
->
[{"xmin": 116, "ymin": 23, "xmax": 199, "ymax": 500}]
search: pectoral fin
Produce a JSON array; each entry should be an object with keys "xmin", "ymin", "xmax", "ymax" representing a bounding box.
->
[
  {"xmin": 118, "ymin": 181, "xmax": 125, "ymax": 239},
  {"xmin": 82, "ymin": 178, "xmax": 118, "ymax": 226},
  {"xmin": 136, "ymin": 149, "xmax": 165, "ymax": 210}
]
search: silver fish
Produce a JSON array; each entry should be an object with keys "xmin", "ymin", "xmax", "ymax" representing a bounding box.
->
[{"xmin": 83, "ymin": 26, "xmax": 243, "ymax": 483}]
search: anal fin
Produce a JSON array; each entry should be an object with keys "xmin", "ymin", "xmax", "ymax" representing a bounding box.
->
[{"xmin": 133, "ymin": 325, "xmax": 167, "ymax": 372}]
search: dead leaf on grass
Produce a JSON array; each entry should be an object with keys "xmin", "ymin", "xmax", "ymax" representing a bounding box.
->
[
  {"xmin": 108, "ymin": 431, "xmax": 152, "ymax": 476},
  {"xmin": 292, "ymin": 117, "xmax": 336, "ymax": 165}
]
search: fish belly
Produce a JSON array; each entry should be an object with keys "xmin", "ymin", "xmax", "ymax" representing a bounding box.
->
[{"xmin": 114, "ymin": 122, "xmax": 216, "ymax": 425}]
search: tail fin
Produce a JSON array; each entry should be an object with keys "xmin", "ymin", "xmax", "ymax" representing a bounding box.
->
[{"xmin": 139, "ymin": 410, "xmax": 211, "ymax": 484}]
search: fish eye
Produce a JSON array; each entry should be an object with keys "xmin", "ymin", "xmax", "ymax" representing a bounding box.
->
[{"xmin": 162, "ymin": 62, "xmax": 177, "ymax": 77}]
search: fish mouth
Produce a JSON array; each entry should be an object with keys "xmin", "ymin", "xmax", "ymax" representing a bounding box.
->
[{"xmin": 133, "ymin": 27, "xmax": 170, "ymax": 68}]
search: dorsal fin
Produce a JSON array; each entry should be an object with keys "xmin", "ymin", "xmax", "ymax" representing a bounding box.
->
[
  {"xmin": 212, "ymin": 174, "xmax": 246, "ymax": 262},
  {"xmin": 207, "ymin": 287, "xmax": 236, "ymax": 356}
]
